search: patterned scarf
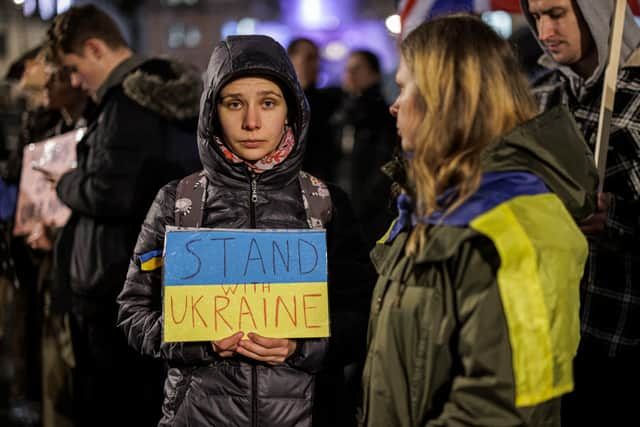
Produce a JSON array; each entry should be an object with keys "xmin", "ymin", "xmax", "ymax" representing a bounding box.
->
[{"xmin": 214, "ymin": 127, "xmax": 295, "ymax": 174}]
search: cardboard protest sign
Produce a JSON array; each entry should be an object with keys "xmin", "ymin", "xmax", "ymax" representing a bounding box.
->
[
  {"xmin": 163, "ymin": 227, "xmax": 329, "ymax": 342},
  {"xmin": 13, "ymin": 128, "xmax": 85, "ymax": 236}
]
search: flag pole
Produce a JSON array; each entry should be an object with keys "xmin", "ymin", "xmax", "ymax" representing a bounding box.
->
[{"xmin": 594, "ymin": 0, "xmax": 627, "ymax": 192}]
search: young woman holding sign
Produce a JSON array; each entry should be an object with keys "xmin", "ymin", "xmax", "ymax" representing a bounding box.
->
[
  {"xmin": 359, "ymin": 15, "xmax": 599, "ymax": 426},
  {"xmin": 117, "ymin": 35, "xmax": 374, "ymax": 426}
]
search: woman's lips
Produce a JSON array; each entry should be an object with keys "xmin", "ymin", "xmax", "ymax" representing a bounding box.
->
[{"xmin": 240, "ymin": 140, "xmax": 265, "ymax": 148}]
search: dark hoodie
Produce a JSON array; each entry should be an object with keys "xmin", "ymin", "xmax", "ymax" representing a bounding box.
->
[{"xmin": 117, "ymin": 35, "xmax": 374, "ymax": 427}]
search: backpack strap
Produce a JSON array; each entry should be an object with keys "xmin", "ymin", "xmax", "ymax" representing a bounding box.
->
[
  {"xmin": 298, "ymin": 171, "xmax": 332, "ymax": 229},
  {"xmin": 174, "ymin": 170, "xmax": 208, "ymax": 228},
  {"xmin": 175, "ymin": 170, "xmax": 330, "ymax": 229}
]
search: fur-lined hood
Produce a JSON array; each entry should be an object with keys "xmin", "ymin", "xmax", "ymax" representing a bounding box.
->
[{"xmin": 121, "ymin": 57, "xmax": 202, "ymax": 122}]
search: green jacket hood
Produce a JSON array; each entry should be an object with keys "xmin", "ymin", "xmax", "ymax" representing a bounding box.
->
[
  {"xmin": 481, "ymin": 106, "xmax": 598, "ymax": 223},
  {"xmin": 376, "ymin": 108, "xmax": 597, "ymax": 263}
]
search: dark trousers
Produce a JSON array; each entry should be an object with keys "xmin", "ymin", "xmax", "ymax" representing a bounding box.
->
[
  {"xmin": 561, "ymin": 342, "xmax": 640, "ymax": 426},
  {"xmin": 70, "ymin": 308, "xmax": 163, "ymax": 427},
  {"xmin": 313, "ymin": 362, "xmax": 363, "ymax": 427}
]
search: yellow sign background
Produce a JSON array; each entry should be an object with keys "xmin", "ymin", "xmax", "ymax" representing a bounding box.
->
[{"xmin": 164, "ymin": 282, "xmax": 329, "ymax": 342}]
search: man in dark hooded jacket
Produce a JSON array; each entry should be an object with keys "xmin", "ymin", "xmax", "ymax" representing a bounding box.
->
[
  {"xmin": 521, "ymin": 0, "xmax": 640, "ymax": 424},
  {"xmin": 47, "ymin": 5, "xmax": 201, "ymax": 426}
]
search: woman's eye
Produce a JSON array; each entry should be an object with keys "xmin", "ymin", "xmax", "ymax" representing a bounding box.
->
[
  {"xmin": 263, "ymin": 100, "xmax": 275, "ymax": 108},
  {"xmin": 226, "ymin": 101, "xmax": 242, "ymax": 109}
]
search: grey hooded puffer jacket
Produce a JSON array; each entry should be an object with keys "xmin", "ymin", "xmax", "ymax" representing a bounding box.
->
[{"xmin": 117, "ymin": 35, "xmax": 374, "ymax": 427}]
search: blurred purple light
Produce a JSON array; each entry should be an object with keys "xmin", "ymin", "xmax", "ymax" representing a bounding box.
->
[
  {"xmin": 57, "ymin": 0, "xmax": 73, "ymax": 14},
  {"xmin": 254, "ymin": 22, "xmax": 291, "ymax": 46},
  {"xmin": 280, "ymin": 0, "xmax": 355, "ymax": 29},
  {"xmin": 23, "ymin": 0, "xmax": 36, "ymax": 16},
  {"xmin": 39, "ymin": 0, "xmax": 56, "ymax": 20},
  {"xmin": 221, "ymin": 21, "xmax": 238, "ymax": 39},
  {"xmin": 216, "ymin": 0, "xmax": 400, "ymax": 90}
]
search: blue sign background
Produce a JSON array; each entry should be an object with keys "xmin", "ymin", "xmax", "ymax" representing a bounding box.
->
[{"xmin": 164, "ymin": 229, "xmax": 327, "ymax": 286}]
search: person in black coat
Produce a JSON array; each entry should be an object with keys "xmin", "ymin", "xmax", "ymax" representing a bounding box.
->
[
  {"xmin": 331, "ymin": 50, "xmax": 398, "ymax": 249},
  {"xmin": 46, "ymin": 5, "xmax": 202, "ymax": 426},
  {"xmin": 287, "ymin": 38, "xmax": 342, "ymax": 183},
  {"xmin": 117, "ymin": 34, "xmax": 374, "ymax": 427}
]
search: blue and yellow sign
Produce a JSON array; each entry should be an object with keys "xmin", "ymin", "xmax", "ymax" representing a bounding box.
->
[{"xmin": 163, "ymin": 227, "xmax": 329, "ymax": 342}]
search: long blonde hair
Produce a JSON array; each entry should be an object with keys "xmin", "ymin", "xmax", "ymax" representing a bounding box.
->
[{"xmin": 402, "ymin": 15, "xmax": 537, "ymax": 254}]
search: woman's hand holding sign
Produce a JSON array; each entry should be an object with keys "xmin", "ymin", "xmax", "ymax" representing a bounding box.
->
[
  {"xmin": 236, "ymin": 333, "xmax": 297, "ymax": 364},
  {"xmin": 211, "ymin": 331, "xmax": 244, "ymax": 357},
  {"xmin": 212, "ymin": 332, "xmax": 296, "ymax": 364}
]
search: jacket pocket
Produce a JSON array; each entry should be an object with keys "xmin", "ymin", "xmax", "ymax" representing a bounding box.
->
[
  {"xmin": 69, "ymin": 219, "xmax": 132, "ymax": 298},
  {"xmin": 161, "ymin": 367, "xmax": 193, "ymax": 425},
  {"xmin": 370, "ymin": 234, "xmax": 407, "ymax": 277}
]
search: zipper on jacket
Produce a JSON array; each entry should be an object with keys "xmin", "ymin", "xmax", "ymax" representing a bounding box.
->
[
  {"xmin": 250, "ymin": 173, "xmax": 257, "ymax": 228},
  {"xmin": 250, "ymin": 172, "xmax": 258, "ymax": 426}
]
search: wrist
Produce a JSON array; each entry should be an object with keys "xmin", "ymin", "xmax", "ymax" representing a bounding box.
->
[{"xmin": 286, "ymin": 339, "xmax": 302, "ymax": 362}]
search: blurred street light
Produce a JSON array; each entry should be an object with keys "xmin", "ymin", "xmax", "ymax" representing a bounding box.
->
[
  {"xmin": 385, "ymin": 14, "xmax": 401, "ymax": 35},
  {"xmin": 323, "ymin": 40, "xmax": 348, "ymax": 61}
]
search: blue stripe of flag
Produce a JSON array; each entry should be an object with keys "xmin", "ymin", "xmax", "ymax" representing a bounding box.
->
[
  {"xmin": 429, "ymin": 0, "xmax": 474, "ymax": 18},
  {"xmin": 140, "ymin": 249, "xmax": 162, "ymax": 262}
]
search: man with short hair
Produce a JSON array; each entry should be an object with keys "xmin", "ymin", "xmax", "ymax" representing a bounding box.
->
[
  {"xmin": 521, "ymin": 1, "xmax": 640, "ymax": 425},
  {"xmin": 287, "ymin": 37, "xmax": 342, "ymax": 182},
  {"xmin": 287, "ymin": 37, "xmax": 321, "ymax": 92},
  {"xmin": 342, "ymin": 50, "xmax": 382, "ymax": 97},
  {"xmin": 47, "ymin": 5, "xmax": 201, "ymax": 426}
]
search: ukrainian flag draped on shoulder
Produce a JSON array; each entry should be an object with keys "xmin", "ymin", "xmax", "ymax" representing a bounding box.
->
[{"xmin": 428, "ymin": 170, "xmax": 587, "ymax": 407}]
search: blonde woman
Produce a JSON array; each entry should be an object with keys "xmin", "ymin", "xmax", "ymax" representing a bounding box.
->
[{"xmin": 360, "ymin": 15, "xmax": 598, "ymax": 426}]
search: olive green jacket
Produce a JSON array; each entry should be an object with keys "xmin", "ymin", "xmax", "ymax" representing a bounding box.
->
[{"xmin": 360, "ymin": 107, "xmax": 598, "ymax": 426}]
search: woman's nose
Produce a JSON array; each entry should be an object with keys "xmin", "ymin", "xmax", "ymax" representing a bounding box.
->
[
  {"xmin": 389, "ymin": 101, "xmax": 399, "ymax": 117},
  {"xmin": 243, "ymin": 105, "xmax": 261, "ymax": 129}
]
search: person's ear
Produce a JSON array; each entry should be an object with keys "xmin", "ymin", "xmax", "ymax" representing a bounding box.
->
[{"xmin": 83, "ymin": 38, "xmax": 104, "ymax": 60}]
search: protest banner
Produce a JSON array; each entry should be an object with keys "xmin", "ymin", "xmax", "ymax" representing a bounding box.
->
[
  {"xmin": 13, "ymin": 128, "xmax": 85, "ymax": 236},
  {"xmin": 162, "ymin": 227, "xmax": 330, "ymax": 342}
]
